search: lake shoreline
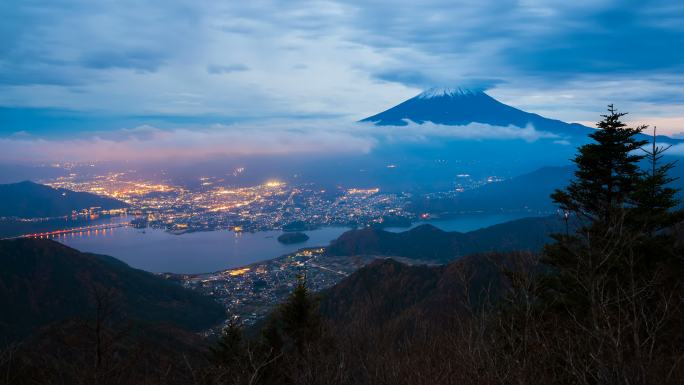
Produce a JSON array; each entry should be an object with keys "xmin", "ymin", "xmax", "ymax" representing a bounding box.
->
[{"xmin": 56, "ymin": 212, "xmax": 542, "ymax": 274}]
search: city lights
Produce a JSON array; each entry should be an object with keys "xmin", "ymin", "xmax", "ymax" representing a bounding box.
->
[
  {"xmin": 264, "ymin": 180, "xmax": 285, "ymax": 188},
  {"xmin": 39, "ymin": 171, "xmax": 412, "ymax": 235}
]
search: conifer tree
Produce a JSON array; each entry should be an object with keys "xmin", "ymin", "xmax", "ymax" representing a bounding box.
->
[
  {"xmin": 630, "ymin": 126, "xmax": 684, "ymax": 284},
  {"xmin": 632, "ymin": 126, "xmax": 682, "ymax": 235},
  {"xmin": 551, "ymin": 105, "xmax": 647, "ymax": 227},
  {"xmin": 543, "ymin": 104, "xmax": 684, "ymax": 314},
  {"xmin": 542, "ymin": 108, "xmax": 684, "ymax": 382},
  {"xmin": 279, "ymin": 274, "xmax": 322, "ymax": 353},
  {"xmin": 259, "ymin": 315, "xmax": 284, "ymax": 358},
  {"xmin": 209, "ymin": 319, "xmax": 246, "ymax": 370},
  {"xmin": 544, "ymin": 106, "xmax": 649, "ymax": 310},
  {"xmin": 208, "ymin": 319, "xmax": 256, "ymax": 385}
]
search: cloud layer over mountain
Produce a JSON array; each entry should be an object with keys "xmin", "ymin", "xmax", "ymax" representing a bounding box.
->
[{"xmin": 0, "ymin": 120, "xmax": 562, "ymax": 162}]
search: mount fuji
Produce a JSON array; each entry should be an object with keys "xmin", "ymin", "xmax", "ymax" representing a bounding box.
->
[
  {"xmin": 158, "ymin": 87, "xmax": 682, "ymax": 193},
  {"xmin": 362, "ymin": 87, "xmax": 591, "ymax": 137}
]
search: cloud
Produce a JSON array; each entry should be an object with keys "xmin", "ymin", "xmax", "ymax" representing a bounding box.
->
[
  {"xmin": 0, "ymin": 119, "xmax": 562, "ymax": 163},
  {"xmin": 361, "ymin": 120, "xmax": 558, "ymax": 143},
  {"xmin": 0, "ymin": 121, "xmax": 375, "ymax": 162},
  {"xmin": 80, "ymin": 50, "xmax": 167, "ymax": 72},
  {"xmin": 207, "ymin": 64, "xmax": 250, "ymax": 74},
  {"xmin": 373, "ymin": 69, "xmax": 505, "ymax": 91},
  {"xmin": 487, "ymin": 76, "xmax": 684, "ymax": 134}
]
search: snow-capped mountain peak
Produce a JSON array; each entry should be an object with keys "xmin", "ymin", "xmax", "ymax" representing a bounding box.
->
[
  {"xmin": 361, "ymin": 85, "xmax": 591, "ymax": 137},
  {"xmin": 416, "ymin": 87, "xmax": 482, "ymax": 99}
]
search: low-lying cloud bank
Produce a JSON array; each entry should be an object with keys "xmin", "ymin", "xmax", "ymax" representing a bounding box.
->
[
  {"xmin": 666, "ymin": 143, "xmax": 684, "ymax": 156},
  {"xmin": 374, "ymin": 120, "xmax": 558, "ymax": 143},
  {"xmin": 0, "ymin": 120, "xmax": 561, "ymax": 163}
]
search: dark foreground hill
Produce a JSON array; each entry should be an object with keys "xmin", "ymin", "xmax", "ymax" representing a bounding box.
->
[
  {"xmin": 0, "ymin": 238, "xmax": 225, "ymax": 342},
  {"xmin": 0, "ymin": 239, "xmax": 227, "ymax": 385},
  {"xmin": 327, "ymin": 216, "xmax": 564, "ymax": 262},
  {"xmin": 319, "ymin": 253, "xmax": 531, "ymax": 330},
  {"xmin": 0, "ymin": 180, "xmax": 127, "ymax": 218}
]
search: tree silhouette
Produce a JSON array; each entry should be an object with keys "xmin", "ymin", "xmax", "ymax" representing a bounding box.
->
[{"xmin": 279, "ymin": 274, "xmax": 322, "ymax": 354}]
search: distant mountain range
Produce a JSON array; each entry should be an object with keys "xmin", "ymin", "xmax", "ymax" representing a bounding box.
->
[
  {"xmin": 0, "ymin": 238, "xmax": 225, "ymax": 342},
  {"xmin": 0, "ymin": 180, "xmax": 127, "ymax": 218},
  {"xmin": 411, "ymin": 165, "xmax": 576, "ymax": 215},
  {"xmin": 408, "ymin": 159, "xmax": 684, "ymax": 216},
  {"xmin": 362, "ymin": 87, "xmax": 592, "ymax": 137},
  {"xmin": 326, "ymin": 216, "xmax": 564, "ymax": 263}
]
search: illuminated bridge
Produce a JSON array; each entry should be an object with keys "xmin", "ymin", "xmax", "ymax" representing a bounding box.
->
[{"xmin": 2, "ymin": 222, "xmax": 131, "ymax": 240}]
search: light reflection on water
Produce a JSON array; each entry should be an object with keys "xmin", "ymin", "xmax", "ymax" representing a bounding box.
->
[
  {"xmin": 56, "ymin": 212, "xmax": 537, "ymax": 274},
  {"xmin": 58, "ymin": 225, "xmax": 351, "ymax": 274}
]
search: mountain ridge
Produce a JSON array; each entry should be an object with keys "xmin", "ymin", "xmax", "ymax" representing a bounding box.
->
[
  {"xmin": 361, "ymin": 87, "xmax": 592, "ymax": 137},
  {"xmin": 319, "ymin": 251, "xmax": 535, "ymax": 330},
  {"xmin": 411, "ymin": 165, "xmax": 576, "ymax": 214},
  {"xmin": 326, "ymin": 216, "xmax": 563, "ymax": 263},
  {"xmin": 0, "ymin": 180, "xmax": 128, "ymax": 218},
  {"xmin": 0, "ymin": 238, "xmax": 225, "ymax": 342}
]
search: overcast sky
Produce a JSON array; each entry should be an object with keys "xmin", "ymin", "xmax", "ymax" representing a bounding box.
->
[{"xmin": 1, "ymin": 0, "xmax": 683, "ymax": 161}]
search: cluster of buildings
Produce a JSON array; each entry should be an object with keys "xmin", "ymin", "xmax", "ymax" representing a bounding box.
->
[
  {"xmin": 166, "ymin": 248, "xmax": 374, "ymax": 333},
  {"xmin": 46, "ymin": 172, "xmax": 413, "ymax": 233}
]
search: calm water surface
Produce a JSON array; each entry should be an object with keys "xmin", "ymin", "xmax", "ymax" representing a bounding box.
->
[
  {"xmin": 388, "ymin": 212, "xmax": 533, "ymax": 233},
  {"xmin": 58, "ymin": 212, "xmax": 536, "ymax": 274}
]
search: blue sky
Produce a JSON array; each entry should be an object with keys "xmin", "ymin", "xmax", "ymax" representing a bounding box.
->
[{"xmin": 1, "ymin": 0, "xmax": 683, "ymax": 161}]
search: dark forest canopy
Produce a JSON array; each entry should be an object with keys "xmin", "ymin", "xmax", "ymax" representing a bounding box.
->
[{"xmin": 0, "ymin": 238, "xmax": 225, "ymax": 342}]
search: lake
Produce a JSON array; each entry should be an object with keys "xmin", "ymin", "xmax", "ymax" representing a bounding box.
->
[{"xmin": 57, "ymin": 212, "xmax": 535, "ymax": 274}]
